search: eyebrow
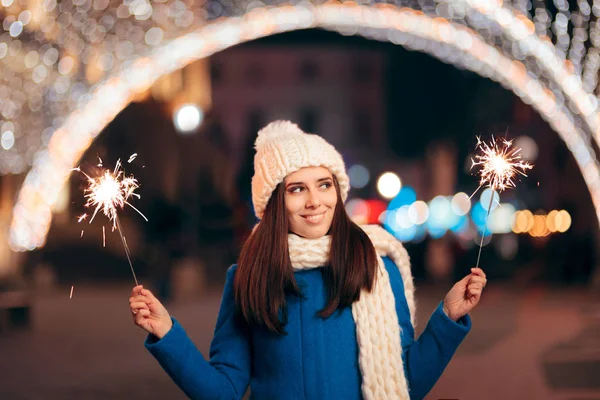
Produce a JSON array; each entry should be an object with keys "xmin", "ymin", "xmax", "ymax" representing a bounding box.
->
[{"xmin": 285, "ymin": 177, "xmax": 333, "ymax": 188}]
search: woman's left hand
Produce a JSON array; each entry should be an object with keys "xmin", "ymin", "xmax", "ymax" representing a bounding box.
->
[{"xmin": 443, "ymin": 268, "xmax": 487, "ymax": 322}]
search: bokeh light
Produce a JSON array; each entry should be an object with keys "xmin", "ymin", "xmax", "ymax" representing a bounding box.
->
[
  {"xmin": 173, "ymin": 104, "xmax": 203, "ymax": 134},
  {"xmin": 1, "ymin": 131, "xmax": 15, "ymax": 150},
  {"xmin": 496, "ymin": 234, "xmax": 518, "ymax": 260},
  {"xmin": 513, "ymin": 210, "xmax": 535, "ymax": 234},
  {"xmin": 377, "ymin": 172, "xmax": 402, "ymax": 199},
  {"xmin": 408, "ymin": 200, "xmax": 429, "ymax": 225},
  {"xmin": 348, "ymin": 164, "xmax": 370, "ymax": 189},
  {"xmin": 480, "ymin": 188, "xmax": 501, "ymax": 212},
  {"xmin": 451, "ymin": 192, "xmax": 471, "ymax": 216},
  {"xmin": 345, "ymin": 198, "xmax": 369, "ymax": 225},
  {"xmin": 5, "ymin": 2, "xmax": 600, "ymax": 251},
  {"xmin": 395, "ymin": 205, "xmax": 413, "ymax": 229},
  {"xmin": 530, "ymin": 214, "xmax": 550, "ymax": 237},
  {"xmin": 546, "ymin": 210, "xmax": 559, "ymax": 232},
  {"xmin": 388, "ymin": 186, "xmax": 417, "ymax": 210},
  {"xmin": 514, "ymin": 135, "xmax": 539, "ymax": 162},
  {"xmin": 489, "ymin": 203, "xmax": 516, "ymax": 234},
  {"xmin": 555, "ymin": 210, "xmax": 572, "ymax": 232},
  {"xmin": 429, "ymin": 196, "xmax": 451, "ymax": 222},
  {"xmin": 471, "ymin": 201, "xmax": 492, "ymax": 236}
]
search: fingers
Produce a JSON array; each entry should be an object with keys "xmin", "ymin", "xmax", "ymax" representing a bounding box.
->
[
  {"xmin": 467, "ymin": 284, "xmax": 483, "ymax": 298},
  {"xmin": 134, "ymin": 309, "xmax": 151, "ymax": 327},
  {"xmin": 468, "ymin": 275, "xmax": 487, "ymax": 287},
  {"xmin": 129, "ymin": 289, "xmax": 156, "ymax": 304},
  {"xmin": 458, "ymin": 273, "xmax": 472, "ymax": 285},
  {"xmin": 130, "ymin": 301, "xmax": 149, "ymax": 312},
  {"xmin": 130, "ymin": 285, "xmax": 144, "ymax": 298},
  {"xmin": 470, "ymin": 268, "xmax": 487, "ymax": 288},
  {"xmin": 467, "ymin": 277, "xmax": 485, "ymax": 298},
  {"xmin": 130, "ymin": 294, "xmax": 151, "ymax": 304},
  {"xmin": 471, "ymin": 268, "xmax": 487, "ymax": 280},
  {"xmin": 129, "ymin": 295, "xmax": 150, "ymax": 308},
  {"xmin": 129, "ymin": 291, "xmax": 151, "ymax": 317},
  {"xmin": 140, "ymin": 288, "xmax": 156, "ymax": 300},
  {"xmin": 139, "ymin": 289, "xmax": 164, "ymax": 312}
]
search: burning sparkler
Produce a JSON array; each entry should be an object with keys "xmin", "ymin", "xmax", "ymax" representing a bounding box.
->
[
  {"xmin": 73, "ymin": 156, "xmax": 147, "ymax": 285},
  {"xmin": 471, "ymin": 136, "xmax": 533, "ymax": 269}
]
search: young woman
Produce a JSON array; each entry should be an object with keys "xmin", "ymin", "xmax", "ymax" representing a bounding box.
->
[{"xmin": 129, "ymin": 121, "xmax": 487, "ymax": 400}]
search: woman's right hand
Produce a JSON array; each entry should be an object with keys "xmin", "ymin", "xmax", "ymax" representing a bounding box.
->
[{"xmin": 129, "ymin": 285, "xmax": 173, "ymax": 339}]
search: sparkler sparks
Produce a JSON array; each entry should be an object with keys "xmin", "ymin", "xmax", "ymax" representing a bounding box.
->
[
  {"xmin": 81, "ymin": 158, "xmax": 148, "ymax": 229},
  {"xmin": 73, "ymin": 154, "xmax": 147, "ymax": 285},
  {"xmin": 470, "ymin": 136, "xmax": 534, "ymax": 270},
  {"xmin": 471, "ymin": 136, "xmax": 533, "ymax": 195}
]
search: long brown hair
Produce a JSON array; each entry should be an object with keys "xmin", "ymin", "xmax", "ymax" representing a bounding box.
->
[{"xmin": 234, "ymin": 176, "xmax": 378, "ymax": 334}]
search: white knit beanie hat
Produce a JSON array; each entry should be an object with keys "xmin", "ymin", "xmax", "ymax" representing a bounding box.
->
[{"xmin": 251, "ymin": 120, "xmax": 350, "ymax": 219}]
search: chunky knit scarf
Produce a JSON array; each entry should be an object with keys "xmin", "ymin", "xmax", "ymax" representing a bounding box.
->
[{"xmin": 287, "ymin": 224, "xmax": 416, "ymax": 400}]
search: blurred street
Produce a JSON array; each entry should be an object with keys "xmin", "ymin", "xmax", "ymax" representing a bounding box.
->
[
  {"xmin": 0, "ymin": 276, "xmax": 598, "ymax": 400},
  {"xmin": 3, "ymin": 0, "xmax": 600, "ymax": 399}
]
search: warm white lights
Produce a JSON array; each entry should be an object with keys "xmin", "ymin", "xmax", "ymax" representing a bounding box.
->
[
  {"xmin": 6, "ymin": 2, "xmax": 600, "ymax": 251},
  {"xmin": 451, "ymin": 192, "xmax": 471, "ymax": 216},
  {"xmin": 377, "ymin": 172, "xmax": 402, "ymax": 199},
  {"xmin": 1, "ymin": 131, "xmax": 15, "ymax": 150},
  {"xmin": 173, "ymin": 104, "xmax": 203, "ymax": 134}
]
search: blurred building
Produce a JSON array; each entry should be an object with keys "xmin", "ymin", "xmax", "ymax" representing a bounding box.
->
[
  {"xmin": 8, "ymin": 30, "xmax": 598, "ymax": 291},
  {"xmin": 210, "ymin": 44, "xmax": 387, "ymax": 166}
]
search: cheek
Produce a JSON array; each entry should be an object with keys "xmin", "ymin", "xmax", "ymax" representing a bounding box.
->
[
  {"xmin": 285, "ymin": 196, "xmax": 303, "ymax": 216},
  {"xmin": 325, "ymin": 192, "xmax": 338, "ymax": 209}
]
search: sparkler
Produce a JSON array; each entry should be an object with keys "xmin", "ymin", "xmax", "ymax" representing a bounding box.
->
[
  {"xmin": 73, "ymin": 157, "xmax": 148, "ymax": 286},
  {"xmin": 471, "ymin": 136, "xmax": 533, "ymax": 269}
]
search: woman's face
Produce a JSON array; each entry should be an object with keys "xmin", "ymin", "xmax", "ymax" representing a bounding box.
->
[{"xmin": 284, "ymin": 166, "xmax": 338, "ymax": 239}]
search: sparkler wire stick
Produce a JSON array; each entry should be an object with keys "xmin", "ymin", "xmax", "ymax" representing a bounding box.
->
[
  {"xmin": 474, "ymin": 189, "xmax": 495, "ymax": 270},
  {"xmin": 115, "ymin": 214, "xmax": 139, "ymax": 286},
  {"xmin": 73, "ymin": 156, "xmax": 146, "ymax": 286},
  {"xmin": 471, "ymin": 136, "xmax": 533, "ymax": 270}
]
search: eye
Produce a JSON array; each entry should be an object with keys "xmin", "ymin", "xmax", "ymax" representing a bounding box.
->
[
  {"xmin": 320, "ymin": 182, "xmax": 332, "ymax": 189},
  {"xmin": 289, "ymin": 186, "xmax": 304, "ymax": 193}
]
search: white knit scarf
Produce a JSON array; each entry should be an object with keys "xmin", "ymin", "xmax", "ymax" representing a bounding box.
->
[{"xmin": 287, "ymin": 224, "xmax": 416, "ymax": 400}]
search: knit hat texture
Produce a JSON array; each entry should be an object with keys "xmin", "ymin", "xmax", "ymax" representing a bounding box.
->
[{"xmin": 251, "ymin": 120, "xmax": 350, "ymax": 219}]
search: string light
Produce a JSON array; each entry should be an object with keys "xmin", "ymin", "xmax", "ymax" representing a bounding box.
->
[{"xmin": 4, "ymin": 1, "xmax": 600, "ymax": 250}]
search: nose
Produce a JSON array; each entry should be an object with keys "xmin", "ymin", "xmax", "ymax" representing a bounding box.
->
[{"xmin": 306, "ymin": 190, "xmax": 321, "ymax": 209}]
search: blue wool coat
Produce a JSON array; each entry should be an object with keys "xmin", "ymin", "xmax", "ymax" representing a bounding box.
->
[{"xmin": 145, "ymin": 257, "xmax": 471, "ymax": 400}]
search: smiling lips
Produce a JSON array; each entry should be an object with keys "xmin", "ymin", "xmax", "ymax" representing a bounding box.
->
[{"xmin": 302, "ymin": 211, "xmax": 326, "ymax": 223}]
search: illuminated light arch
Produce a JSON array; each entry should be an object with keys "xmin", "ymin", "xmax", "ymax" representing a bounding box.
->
[
  {"xmin": 450, "ymin": 0, "xmax": 600, "ymax": 135},
  {"xmin": 9, "ymin": 2, "xmax": 600, "ymax": 250}
]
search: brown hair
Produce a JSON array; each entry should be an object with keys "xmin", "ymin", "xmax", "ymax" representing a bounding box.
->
[{"xmin": 234, "ymin": 176, "xmax": 378, "ymax": 334}]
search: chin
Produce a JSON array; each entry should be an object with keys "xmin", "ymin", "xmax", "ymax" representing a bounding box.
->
[{"xmin": 293, "ymin": 224, "xmax": 331, "ymax": 239}]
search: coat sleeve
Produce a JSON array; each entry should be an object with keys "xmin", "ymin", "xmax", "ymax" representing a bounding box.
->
[
  {"xmin": 382, "ymin": 257, "xmax": 471, "ymax": 400},
  {"xmin": 145, "ymin": 264, "xmax": 251, "ymax": 400}
]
